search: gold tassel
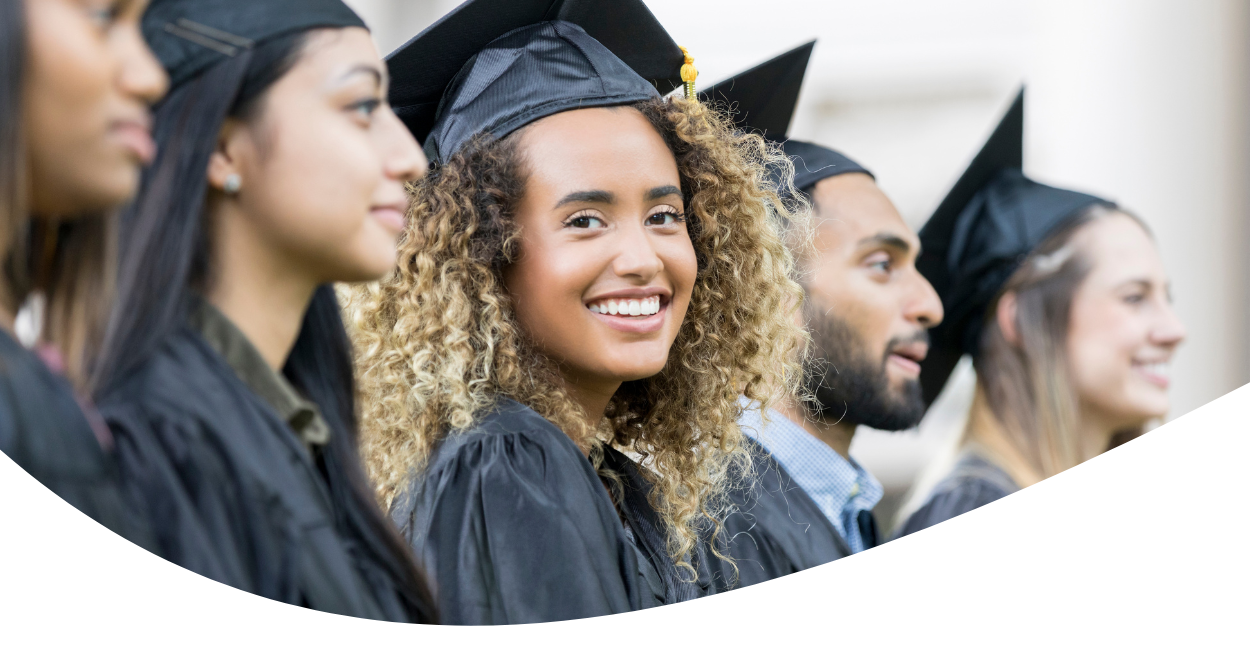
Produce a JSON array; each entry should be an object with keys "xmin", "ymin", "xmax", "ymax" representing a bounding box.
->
[{"xmin": 680, "ymin": 46, "xmax": 698, "ymax": 100}]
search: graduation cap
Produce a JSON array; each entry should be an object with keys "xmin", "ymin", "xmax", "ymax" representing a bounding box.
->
[
  {"xmin": 386, "ymin": 0, "xmax": 688, "ymax": 163},
  {"xmin": 143, "ymin": 0, "xmax": 366, "ymax": 89},
  {"xmin": 699, "ymin": 41, "xmax": 871, "ymax": 197},
  {"xmin": 916, "ymin": 88, "xmax": 1114, "ymax": 404}
]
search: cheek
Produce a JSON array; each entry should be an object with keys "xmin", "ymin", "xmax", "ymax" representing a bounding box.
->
[
  {"xmin": 250, "ymin": 129, "xmax": 382, "ymax": 246},
  {"xmin": 508, "ymin": 240, "xmax": 601, "ymax": 337},
  {"xmin": 26, "ymin": 11, "xmax": 112, "ymax": 133},
  {"xmin": 661, "ymin": 236, "xmax": 698, "ymax": 314},
  {"xmin": 1068, "ymin": 303, "xmax": 1140, "ymax": 394},
  {"xmin": 24, "ymin": 12, "xmax": 126, "ymax": 203},
  {"xmin": 815, "ymin": 272, "xmax": 893, "ymax": 354}
]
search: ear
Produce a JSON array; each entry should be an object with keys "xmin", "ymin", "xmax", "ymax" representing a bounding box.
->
[
  {"xmin": 996, "ymin": 290, "xmax": 1021, "ymax": 346},
  {"xmin": 206, "ymin": 118, "xmax": 248, "ymax": 193}
]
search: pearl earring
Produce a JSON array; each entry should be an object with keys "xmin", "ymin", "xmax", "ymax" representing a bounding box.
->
[{"xmin": 223, "ymin": 173, "xmax": 242, "ymax": 195}]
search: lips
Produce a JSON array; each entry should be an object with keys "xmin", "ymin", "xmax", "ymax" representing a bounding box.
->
[
  {"xmin": 369, "ymin": 204, "xmax": 407, "ymax": 233},
  {"xmin": 584, "ymin": 288, "xmax": 671, "ymax": 334},
  {"xmin": 1133, "ymin": 360, "xmax": 1171, "ymax": 389},
  {"xmin": 111, "ymin": 120, "xmax": 156, "ymax": 165},
  {"xmin": 886, "ymin": 340, "xmax": 928, "ymax": 376}
]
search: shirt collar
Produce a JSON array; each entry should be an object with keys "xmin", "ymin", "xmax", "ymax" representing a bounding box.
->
[
  {"xmin": 739, "ymin": 401, "xmax": 883, "ymax": 547},
  {"xmin": 189, "ymin": 297, "xmax": 331, "ymax": 451}
]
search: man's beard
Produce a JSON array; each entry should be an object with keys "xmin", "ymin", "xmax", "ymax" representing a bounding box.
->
[{"xmin": 800, "ymin": 300, "xmax": 928, "ymax": 431}]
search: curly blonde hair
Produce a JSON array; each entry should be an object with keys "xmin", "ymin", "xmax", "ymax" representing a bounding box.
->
[{"xmin": 345, "ymin": 96, "xmax": 808, "ymax": 571}]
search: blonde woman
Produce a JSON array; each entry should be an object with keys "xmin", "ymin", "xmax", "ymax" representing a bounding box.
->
[
  {"xmin": 895, "ymin": 91, "xmax": 1186, "ymax": 537},
  {"xmin": 348, "ymin": 0, "xmax": 805, "ymax": 624}
]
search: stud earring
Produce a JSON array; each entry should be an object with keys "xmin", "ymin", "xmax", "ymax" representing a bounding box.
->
[{"xmin": 223, "ymin": 173, "xmax": 242, "ymax": 195}]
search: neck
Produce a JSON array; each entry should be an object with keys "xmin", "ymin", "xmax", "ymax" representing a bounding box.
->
[
  {"xmin": 775, "ymin": 400, "xmax": 856, "ymax": 460},
  {"xmin": 558, "ymin": 371, "xmax": 620, "ymax": 435},
  {"xmin": 965, "ymin": 385, "xmax": 1045, "ymax": 488},
  {"xmin": 1076, "ymin": 403, "xmax": 1121, "ymax": 462},
  {"xmin": 207, "ymin": 201, "xmax": 319, "ymax": 370}
]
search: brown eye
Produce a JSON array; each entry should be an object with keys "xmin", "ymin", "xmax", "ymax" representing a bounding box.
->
[
  {"xmin": 349, "ymin": 99, "xmax": 382, "ymax": 120},
  {"xmin": 645, "ymin": 211, "xmax": 678, "ymax": 226},
  {"xmin": 564, "ymin": 214, "xmax": 605, "ymax": 229},
  {"xmin": 84, "ymin": 1, "xmax": 121, "ymax": 29},
  {"xmin": 864, "ymin": 252, "xmax": 892, "ymax": 274}
]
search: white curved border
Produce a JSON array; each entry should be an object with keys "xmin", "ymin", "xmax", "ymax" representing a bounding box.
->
[{"xmin": 2, "ymin": 383, "xmax": 1247, "ymax": 648}]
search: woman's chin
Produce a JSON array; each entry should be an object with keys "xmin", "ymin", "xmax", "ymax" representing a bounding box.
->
[
  {"xmin": 603, "ymin": 362, "xmax": 669, "ymax": 384},
  {"xmin": 337, "ymin": 248, "xmax": 399, "ymax": 284},
  {"xmin": 1110, "ymin": 395, "xmax": 1169, "ymax": 429}
]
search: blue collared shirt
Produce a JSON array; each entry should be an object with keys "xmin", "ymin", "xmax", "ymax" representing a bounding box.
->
[{"xmin": 739, "ymin": 404, "xmax": 884, "ymax": 554}]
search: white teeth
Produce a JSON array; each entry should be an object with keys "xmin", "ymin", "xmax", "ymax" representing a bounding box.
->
[{"xmin": 588, "ymin": 295, "xmax": 662, "ymax": 316}]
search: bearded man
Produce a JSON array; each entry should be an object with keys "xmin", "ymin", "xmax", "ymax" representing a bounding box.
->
[{"xmin": 702, "ymin": 45, "xmax": 944, "ymax": 587}]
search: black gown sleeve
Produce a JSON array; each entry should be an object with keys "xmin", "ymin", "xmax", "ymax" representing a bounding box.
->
[
  {"xmin": 392, "ymin": 405, "xmax": 638, "ymax": 625},
  {"xmin": 893, "ymin": 476, "xmax": 1013, "ymax": 539},
  {"xmin": 100, "ymin": 329, "xmax": 413, "ymax": 621},
  {"xmin": 105, "ymin": 401, "xmax": 270, "ymax": 594}
]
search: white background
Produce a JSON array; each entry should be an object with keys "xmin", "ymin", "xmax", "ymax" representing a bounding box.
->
[{"xmin": 2, "ymin": 381, "xmax": 1246, "ymax": 648}]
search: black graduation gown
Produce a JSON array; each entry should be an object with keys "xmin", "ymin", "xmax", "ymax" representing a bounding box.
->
[
  {"xmin": 892, "ymin": 452, "xmax": 1019, "ymax": 539},
  {"xmin": 0, "ymin": 331, "xmax": 152, "ymax": 546},
  {"xmin": 98, "ymin": 324, "xmax": 409, "ymax": 620},
  {"xmin": 714, "ymin": 440, "xmax": 850, "ymax": 589},
  {"xmin": 390, "ymin": 398, "xmax": 711, "ymax": 625}
]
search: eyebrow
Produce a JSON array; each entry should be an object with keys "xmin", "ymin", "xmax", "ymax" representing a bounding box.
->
[
  {"xmin": 646, "ymin": 185, "xmax": 682, "ymax": 201},
  {"xmin": 1117, "ymin": 278, "xmax": 1153, "ymax": 290},
  {"xmin": 552, "ymin": 185, "xmax": 682, "ymax": 210},
  {"xmin": 554, "ymin": 190, "xmax": 614, "ymax": 208},
  {"xmin": 337, "ymin": 64, "xmax": 385, "ymax": 88},
  {"xmin": 857, "ymin": 232, "xmax": 914, "ymax": 253}
]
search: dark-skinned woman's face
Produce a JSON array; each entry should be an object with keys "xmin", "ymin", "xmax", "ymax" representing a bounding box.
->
[
  {"xmin": 503, "ymin": 107, "xmax": 697, "ymax": 394},
  {"xmin": 24, "ymin": 0, "xmax": 167, "ymax": 217}
]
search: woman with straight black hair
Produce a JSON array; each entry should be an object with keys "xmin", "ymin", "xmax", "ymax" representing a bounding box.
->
[
  {"xmin": 0, "ymin": 0, "xmax": 164, "ymax": 537},
  {"xmin": 93, "ymin": 0, "xmax": 436, "ymax": 622}
]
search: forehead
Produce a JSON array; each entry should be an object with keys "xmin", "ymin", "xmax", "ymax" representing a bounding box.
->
[
  {"xmin": 809, "ymin": 173, "xmax": 915, "ymax": 251},
  {"xmin": 1075, "ymin": 213, "xmax": 1166, "ymax": 283},
  {"xmin": 285, "ymin": 27, "xmax": 380, "ymax": 80},
  {"xmin": 517, "ymin": 107, "xmax": 678, "ymax": 189}
]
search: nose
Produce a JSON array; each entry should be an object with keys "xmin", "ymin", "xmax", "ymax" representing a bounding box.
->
[
  {"xmin": 610, "ymin": 220, "xmax": 663, "ymax": 282},
  {"xmin": 905, "ymin": 268, "xmax": 945, "ymax": 328},
  {"xmin": 117, "ymin": 24, "xmax": 169, "ymax": 105},
  {"xmin": 1152, "ymin": 297, "xmax": 1187, "ymax": 348},
  {"xmin": 380, "ymin": 106, "xmax": 427, "ymax": 183}
]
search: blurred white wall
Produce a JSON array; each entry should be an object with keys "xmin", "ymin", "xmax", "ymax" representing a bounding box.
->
[{"xmin": 346, "ymin": 0, "xmax": 1250, "ymax": 527}]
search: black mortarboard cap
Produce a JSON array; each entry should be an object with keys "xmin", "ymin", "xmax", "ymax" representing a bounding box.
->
[
  {"xmin": 143, "ymin": 0, "xmax": 366, "ymax": 89},
  {"xmin": 916, "ymin": 89, "xmax": 1114, "ymax": 404},
  {"xmin": 386, "ymin": 0, "xmax": 686, "ymax": 163},
  {"xmin": 700, "ymin": 41, "xmax": 871, "ymax": 197}
]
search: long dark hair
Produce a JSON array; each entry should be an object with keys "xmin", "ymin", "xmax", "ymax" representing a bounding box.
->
[
  {"xmin": 95, "ymin": 31, "xmax": 436, "ymax": 624},
  {"xmin": 1, "ymin": 0, "xmax": 113, "ymax": 386},
  {"xmin": 0, "ymin": 0, "xmax": 25, "ymax": 314}
]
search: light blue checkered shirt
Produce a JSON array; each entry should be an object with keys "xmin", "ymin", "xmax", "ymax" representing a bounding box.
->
[{"xmin": 739, "ymin": 404, "xmax": 884, "ymax": 554}]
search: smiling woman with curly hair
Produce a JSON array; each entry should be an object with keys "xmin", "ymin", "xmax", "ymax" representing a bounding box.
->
[{"xmin": 346, "ymin": 1, "xmax": 807, "ymax": 625}]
